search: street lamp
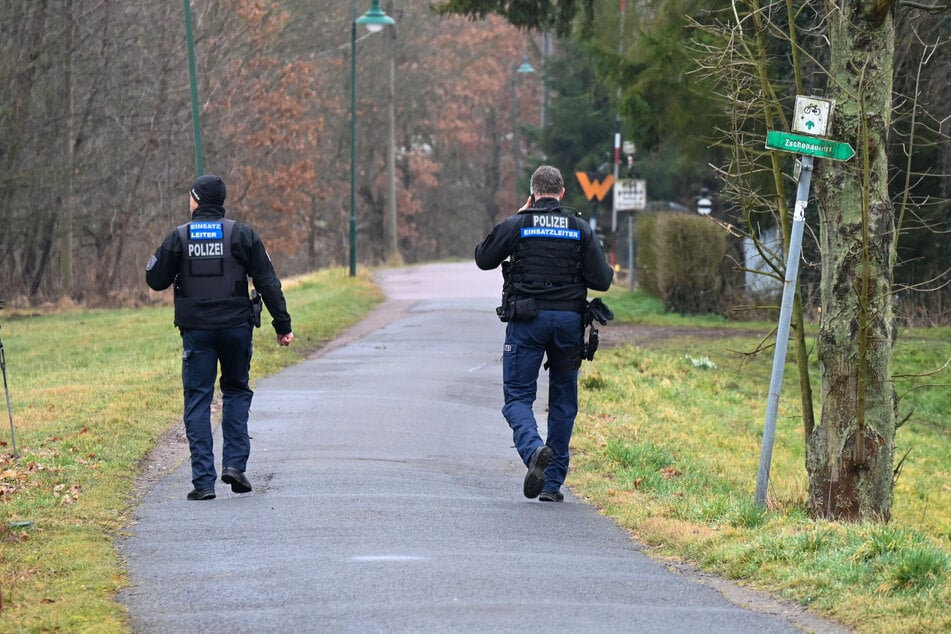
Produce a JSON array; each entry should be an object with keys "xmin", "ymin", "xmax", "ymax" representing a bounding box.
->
[
  {"xmin": 383, "ymin": 11, "xmax": 399, "ymax": 264},
  {"xmin": 183, "ymin": 0, "xmax": 203, "ymax": 174},
  {"xmin": 511, "ymin": 54, "xmax": 535, "ymax": 203},
  {"xmin": 350, "ymin": 1, "xmax": 395, "ymax": 277}
]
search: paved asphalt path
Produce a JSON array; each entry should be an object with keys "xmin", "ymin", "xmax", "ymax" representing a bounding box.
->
[{"xmin": 118, "ymin": 262, "xmax": 814, "ymax": 633}]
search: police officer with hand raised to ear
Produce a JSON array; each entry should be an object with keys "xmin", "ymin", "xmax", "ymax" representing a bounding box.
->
[
  {"xmin": 146, "ymin": 175, "xmax": 294, "ymax": 501},
  {"xmin": 475, "ymin": 165, "xmax": 613, "ymax": 502}
]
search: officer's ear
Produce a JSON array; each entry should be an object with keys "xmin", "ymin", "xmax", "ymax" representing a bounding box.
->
[{"xmin": 558, "ymin": 188, "xmax": 566, "ymax": 200}]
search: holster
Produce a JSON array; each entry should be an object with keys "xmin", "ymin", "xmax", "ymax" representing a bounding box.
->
[
  {"xmin": 496, "ymin": 260, "xmax": 539, "ymax": 322},
  {"xmin": 498, "ymin": 297, "xmax": 538, "ymax": 322},
  {"xmin": 582, "ymin": 326, "xmax": 600, "ymax": 361},
  {"xmin": 579, "ymin": 298, "xmax": 612, "ymax": 363}
]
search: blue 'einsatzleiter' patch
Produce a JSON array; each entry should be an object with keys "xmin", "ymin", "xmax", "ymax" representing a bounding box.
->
[
  {"xmin": 189, "ymin": 222, "xmax": 223, "ymax": 240},
  {"xmin": 521, "ymin": 227, "xmax": 580, "ymax": 240}
]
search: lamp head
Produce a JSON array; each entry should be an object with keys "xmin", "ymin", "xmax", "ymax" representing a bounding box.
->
[
  {"xmin": 516, "ymin": 54, "xmax": 535, "ymax": 74},
  {"xmin": 356, "ymin": 1, "xmax": 395, "ymax": 32}
]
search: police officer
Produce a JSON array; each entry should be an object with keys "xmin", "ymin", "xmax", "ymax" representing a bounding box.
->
[
  {"xmin": 475, "ymin": 165, "xmax": 614, "ymax": 501},
  {"xmin": 146, "ymin": 175, "xmax": 294, "ymax": 501}
]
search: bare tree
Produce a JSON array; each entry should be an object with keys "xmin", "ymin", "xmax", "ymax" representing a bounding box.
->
[{"xmin": 693, "ymin": 0, "xmax": 949, "ymax": 520}]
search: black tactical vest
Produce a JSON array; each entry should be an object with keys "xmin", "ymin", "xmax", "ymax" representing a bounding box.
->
[
  {"xmin": 176, "ymin": 218, "xmax": 247, "ymax": 298},
  {"xmin": 510, "ymin": 208, "xmax": 585, "ymax": 291}
]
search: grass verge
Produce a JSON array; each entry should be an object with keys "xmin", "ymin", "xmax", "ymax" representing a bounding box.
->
[
  {"xmin": 569, "ymin": 289, "xmax": 950, "ymax": 633},
  {"xmin": 0, "ymin": 268, "xmax": 381, "ymax": 632}
]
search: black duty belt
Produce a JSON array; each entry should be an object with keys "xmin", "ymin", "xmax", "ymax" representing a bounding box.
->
[{"xmin": 532, "ymin": 299, "xmax": 587, "ymax": 313}]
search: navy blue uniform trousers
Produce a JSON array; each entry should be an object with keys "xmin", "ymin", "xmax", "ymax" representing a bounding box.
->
[
  {"xmin": 502, "ymin": 310, "xmax": 583, "ymax": 494},
  {"xmin": 181, "ymin": 325, "xmax": 254, "ymax": 490}
]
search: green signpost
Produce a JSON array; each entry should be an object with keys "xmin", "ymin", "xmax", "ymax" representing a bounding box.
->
[{"xmin": 765, "ymin": 130, "xmax": 855, "ymax": 161}]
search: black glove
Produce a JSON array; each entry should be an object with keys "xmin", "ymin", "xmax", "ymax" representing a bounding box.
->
[
  {"xmin": 250, "ymin": 289, "xmax": 263, "ymax": 328},
  {"xmin": 585, "ymin": 298, "xmax": 614, "ymax": 326}
]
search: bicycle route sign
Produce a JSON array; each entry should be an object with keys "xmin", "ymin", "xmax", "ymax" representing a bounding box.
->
[{"xmin": 792, "ymin": 96, "xmax": 834, "ymax": 136}]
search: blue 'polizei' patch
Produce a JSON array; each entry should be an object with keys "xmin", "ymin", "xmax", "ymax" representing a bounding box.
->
[
  {"xmin": 189, "ymin": 222, "xmax": 223, "ymax": 240},
  {"xmin": 521, "ymin": 227, "xmax": 581, "ymax": 240}
]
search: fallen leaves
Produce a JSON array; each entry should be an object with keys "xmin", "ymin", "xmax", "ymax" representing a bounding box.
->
[
  {"xmin": 3, "ymin": 527, "xmax": 31, "ymax": 543},
  {"xmin": 1, "ymin": 439, "xmax": 102, "ymax": 504},
  {"xmin": 54, "ymin": 483, "xmax": 83, "ymax": 506},
  {"xmin": 0, "ymin": 456, "xmax": 46, "ymax": 502}
]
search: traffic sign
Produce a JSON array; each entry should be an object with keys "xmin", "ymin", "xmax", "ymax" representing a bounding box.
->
[
  {"xmin": 575, "ymin": 172, "xmax": 614, "ymax": 202},
  {"xmin": 696, "ymin": 196, "xmax": 713, "ymax": 215},
  {"xmin": 615, "ymin": 178, "xmax": 647, "ymax": 211},
  {"xmin": 765, "ymin": 130, "xmax": 855, "ymax": 161}
]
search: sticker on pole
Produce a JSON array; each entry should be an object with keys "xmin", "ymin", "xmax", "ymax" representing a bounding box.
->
[{"xmin": 792, "ymin": 96, "xmax": 834, "ymax": 137}]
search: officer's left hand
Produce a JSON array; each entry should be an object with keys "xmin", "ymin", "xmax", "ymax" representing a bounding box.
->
[{"xmin": 277, "ymin": 332, "xmax": 294, "ymax": 346}]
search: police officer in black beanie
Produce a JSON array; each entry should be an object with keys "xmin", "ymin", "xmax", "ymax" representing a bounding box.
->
[
  {"xmin": 475, "ymin": 165, "xmax": 613, "ymax": 502},
  {"xmin": 146, "ymin": 175, "xmax": 294, "ymax": 500}
]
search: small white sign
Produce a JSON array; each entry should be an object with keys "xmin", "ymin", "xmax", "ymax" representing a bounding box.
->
[
  {"xmin": 793, "ymin": 95, "xmax": 834, "ymax": 137},
  {"xmin": 697, "ymin": 196, "xmax": 713, "ymax": 216},
  {"xmin": 615, "ymin": 178, "xmax": 647, "ymax": 211}
]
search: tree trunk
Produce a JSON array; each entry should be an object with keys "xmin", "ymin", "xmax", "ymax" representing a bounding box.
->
[{"xmin": 809, "ymin": 0, "xmax": 898, "ymax": 521}]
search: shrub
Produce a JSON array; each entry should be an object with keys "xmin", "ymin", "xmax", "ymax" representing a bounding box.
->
[
  {"xmin": 634, "ymin": 212, "xmax": 662, "ymax": 296},
  {"xmin": 645, "ymin": 213, "xmax": 730, "ymax": 314}
]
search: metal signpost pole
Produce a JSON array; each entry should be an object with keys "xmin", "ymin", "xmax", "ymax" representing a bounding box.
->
[
  {"xmin": 611, "ymin": 129, "xmax": 620, "ymax": 233},
  {"xmin": 754, "ymin": 155, "xmax": 813, "ymax": 506},
  {"xmin": 0, "ymin": 325, "xmax": 18, "ymax": 460},
  {"xmin": 628, "ymin": 215, "xmax": 634, "ymax": 291}
]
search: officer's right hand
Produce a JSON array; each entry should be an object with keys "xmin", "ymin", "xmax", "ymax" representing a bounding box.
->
[{"xmin": 278, "ymin": 332, "xmax": 294, "ymax": 346}]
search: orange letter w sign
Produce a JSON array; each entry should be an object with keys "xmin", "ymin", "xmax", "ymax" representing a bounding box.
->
[{"xmin": 575, "ymin": 172, "xmax": 615, "ymax": 202}]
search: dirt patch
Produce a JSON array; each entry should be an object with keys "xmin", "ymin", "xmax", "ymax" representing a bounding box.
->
[{"xmin": 598, "ymin": 322, "xmax": 771, "ymax": 348}]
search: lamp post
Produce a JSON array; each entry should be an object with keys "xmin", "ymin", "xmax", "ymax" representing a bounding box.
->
[
  {"xmin": 183, "ymin": 0, "xmax": 203, "ymax": 174},
  {"xmin": 384, "ymin": 6, "xmax": 399, "ymax": 264},
  {"xmin": 511, "ymin": 54, "xmax": 534, "ymax": 203},
  {"xmin": 350, "ymin": 0, "xmax": 394, "ymax": 277}
]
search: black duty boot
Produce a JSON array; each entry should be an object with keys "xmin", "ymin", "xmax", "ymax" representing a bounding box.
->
[
  {"xmin": 523, "ymin": 445, "xmax": 552, "ymax": 499},
  {"xmin": 221, "ymin": 467, "xmax": 252, "ymax": 493}
]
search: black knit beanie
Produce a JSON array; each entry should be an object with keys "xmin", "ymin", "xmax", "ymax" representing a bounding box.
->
[{"xmin": 190, "ymin": 175, "xmax": 226, "ymax": 206}]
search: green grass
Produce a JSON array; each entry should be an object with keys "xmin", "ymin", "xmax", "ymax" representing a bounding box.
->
[
  {"xmin": 0, "ymin": 268, "xmax": 381, "ymax": 632},
  {"xmin": 570, "ymin": 290, "xmax": 951, "ymax": 633}
]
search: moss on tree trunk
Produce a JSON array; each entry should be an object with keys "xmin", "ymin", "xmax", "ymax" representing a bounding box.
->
[{"xmin": 809, "ymin": 0, "xmax": 898, "ymax": 521}]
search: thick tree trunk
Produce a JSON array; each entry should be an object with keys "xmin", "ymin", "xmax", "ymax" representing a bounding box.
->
[{"xmin": 810, "ymin": 0, "xmax": 898, "ymax": 521}]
